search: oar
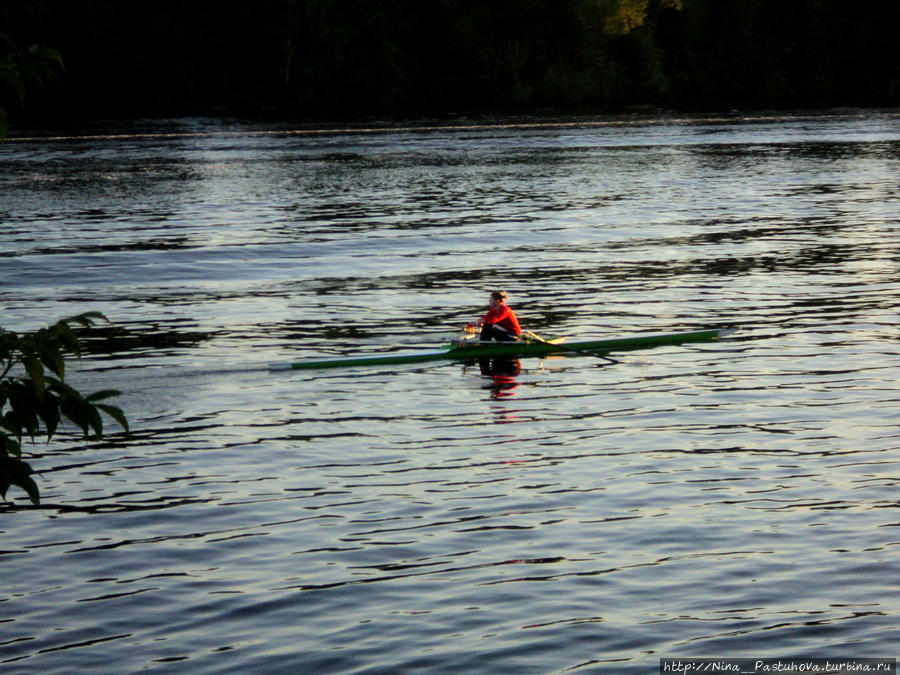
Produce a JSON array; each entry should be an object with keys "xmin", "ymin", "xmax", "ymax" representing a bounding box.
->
[{"xmin": 523, "ymin": 332, "xmax": 620, "ymax": 365}]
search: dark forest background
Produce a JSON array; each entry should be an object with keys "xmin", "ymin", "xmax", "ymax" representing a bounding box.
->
[{"xmin": 2, "ymin": 0, "xmax": 900, "ymax": 126}]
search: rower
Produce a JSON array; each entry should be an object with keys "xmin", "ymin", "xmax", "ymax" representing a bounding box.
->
[{"xmin": 466, "ymin": 291, "xmax": 522, "ymax": 342}]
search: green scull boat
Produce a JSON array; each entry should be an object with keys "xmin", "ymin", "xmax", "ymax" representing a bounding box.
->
[{"xmin": 269, "ymin": 328, "xmax": 731, "ymax": 371}]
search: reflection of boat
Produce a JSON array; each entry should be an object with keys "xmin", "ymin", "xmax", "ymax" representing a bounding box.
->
[
  {"xmin": 479, "ymin": 357, "xmax": 521, "ymax": 399},
  {"xmin": 478, "ymin": 356, "xmax": 521, "ymax": 377},
  {"xmin": 269, "ymin": 329, "xmax": 731, "ymax": 371}
]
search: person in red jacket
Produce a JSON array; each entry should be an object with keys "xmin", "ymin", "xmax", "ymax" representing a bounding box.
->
[{"xmin": 467, "ymin": 291, "xmax": 522, "ymax": 342}]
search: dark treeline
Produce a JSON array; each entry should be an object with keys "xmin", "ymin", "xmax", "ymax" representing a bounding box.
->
[{"xmin": 3, "ymin": 0, "xmax": 900, "ymax": 124}]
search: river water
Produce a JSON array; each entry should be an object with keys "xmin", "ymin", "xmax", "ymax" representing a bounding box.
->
[{"xmin": 1, "ymin": 110, "xmax": 899, "ymax": 672}]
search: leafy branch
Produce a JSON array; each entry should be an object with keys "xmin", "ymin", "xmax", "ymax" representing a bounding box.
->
[
  {"xmin": 0, "ymin": 17, "xmax": 65, "ymax": 138},
  {"xmin": 1, "ymin": 312, "xmax": 129, "ymax": 506}
]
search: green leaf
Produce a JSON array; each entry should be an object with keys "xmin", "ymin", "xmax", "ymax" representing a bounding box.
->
[
  {"xmin": 39, "ymin": 340, "xmax": 66, "ymax": 379},
  {"xmin": 76, "ymin": 311, "xmax": 106, "ymax": 324},
  {"xmin": 87, "ymin": 405, "xmax": 103, "ymax": 439},
  {"xmin": 1, "ymin": 334, "xmax": 18, "ymax": 375},
  {"xmin": 37, "ymin": 391, "xmax": 60, "ymax": 439},
  {"xmin": 86, "ymin": 389, "xmax": 122, "ymax": 403},
  {"xmin": 0, "ymin": 62, "xmax": 26, "ymax": 107},
  {"xmin": 8, "ymin": 382, "xmax": 41, "ymax": 440},
  {"xmin": 23, "ymin": 352, "xmax": 46, "ymax": 399},
  {"xmin": 65, "ymin": 312, "xmax": 106, "ymax": 331},
  {"xmin": 1, "ymin": 431, "xmax": 22, "ymax": 459},
  {"xmin": 30, "ymin": 45, "xmax": 65, "ymax": 71},
  {"xmin": 54, "ymin": 323, "xmax": 81, "ymax": 357},
  {"xmin": 96, "ymin": 403, "xmax": 129, "ymax": 435},
  {"xmin": 46, "ymin": 376, "xmax": 81, "ymax": 400},
  {"xmin": 59, "ymin": 396, "xmax": 90, "ymax": 437},
  {"xmin": 0, "ymin": 465, "xmax": 9, "ymax": 500},
  {"xmin": 0, "ymin": 456, "xmax": 40, "ymax": 505},
  {"xmin": 19, "ymin": 473, "xmax": 40, "ymax": 506}
]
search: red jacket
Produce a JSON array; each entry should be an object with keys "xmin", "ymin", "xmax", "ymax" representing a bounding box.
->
[{"xmin": 481, "ymin": 305, "xmax": 521, "ymax": 336}]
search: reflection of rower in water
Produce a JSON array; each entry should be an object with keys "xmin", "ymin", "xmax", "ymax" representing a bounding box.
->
[
  {"xmin": 466, "ymin": 291, "xmax": 523, "ymax": 384},
  {"xmin": 466, "ymin": 291, "xmax": 522, "ymax": 342}
]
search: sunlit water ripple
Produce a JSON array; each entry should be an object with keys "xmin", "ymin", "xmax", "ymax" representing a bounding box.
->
[{"xmin": 1, "ymin": 110, "xmax": 899, "ymax": 672}]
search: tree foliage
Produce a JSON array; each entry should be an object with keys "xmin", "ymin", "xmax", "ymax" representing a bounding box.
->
[
  {"xmin": 4, "ymin": 0, "xmax": 900, "ymax": 124},
  {"xmin": 0, "ymin": 5, "xmax": 64, "ymax": 137},
  {"xmin": 0, "ymin": 313, "xmax": 128, "ymax": 506}
]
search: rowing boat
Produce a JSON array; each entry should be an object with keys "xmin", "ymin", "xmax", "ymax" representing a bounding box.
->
[{"xmin": 268, "ymin": 328, "xmax": 731, "ymax": 371}]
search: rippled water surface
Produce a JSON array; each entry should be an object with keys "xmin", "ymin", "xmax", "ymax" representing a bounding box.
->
[{"xmin": 2, "ymin": 111, "xmax": 899, "ymax": 672}]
